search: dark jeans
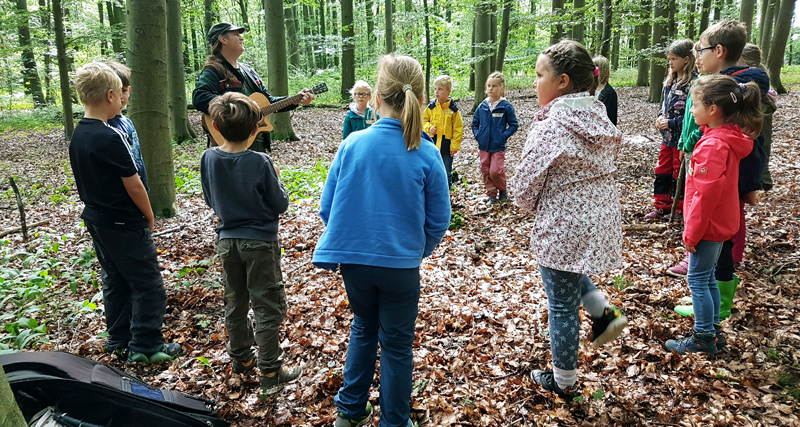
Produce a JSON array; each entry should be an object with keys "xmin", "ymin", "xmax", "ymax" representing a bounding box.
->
[
  {"xmin": 335, "ymin": 264, "xmax": 419, "ymax": 427},
  {"xmin": 217, "ymin": 238, "xmax": 286, "ymax": 373},
  {"xmin": 86, "ymin": 223, "xmax": 166, "ymax": 355},
  {"xmin": 440, "ymin": 139, "xmax": 453, "ymax": 187},
  {"xmin": 715, "ymin": 239, "xmax": 735, "ymax": 282}
]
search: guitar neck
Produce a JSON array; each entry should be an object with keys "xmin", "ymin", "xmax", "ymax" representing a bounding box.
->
[{"xmin": 261, "ymin": 94, "xmax": 304, "ymax": 116}]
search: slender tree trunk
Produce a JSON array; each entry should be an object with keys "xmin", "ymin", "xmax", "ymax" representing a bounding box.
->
[
  {"xmin": 237, "ymin": 0, "xmax": 248, "ymax": 26},
  {"xmin": 341, "ymin": 0, "xmax": 355, "ymax": 100},
  {"xmin": 332, "ymin": 4, "xmax": 339, "ymax": 68},
  {"xmin": 611, "ymin": 23, "xmax": 621, "ymax": 68},
  {"xmin": 551, "ymin": 0, "xmax": 565, "ymax": 44},
  {"xmin": 489, "ymin": 3, "xmax": 497, "ymax": 69},
  {"xmin": 740, "ymin": 0, "xmax": 756, "ymax": 39},
  {"xmin": 601, "ymin": 0, "xmax": 612, "ymax": 57},
  {"xmin": 687, "ymin": 0, "xmax": 696, "ymax": 39},
  {"xmin": 527, "ymin": 0, "xmax": 536, "ymax": 47},
  {"xmin": 699, "ymin": 0, "xmax": 712, "ymax": 35},
  {"xmin": 190, "ymin": 11, "xmax": 200, "ymax": 71},
  {"xmin": 366, "ymin": 0, "xmax": 375, "ymax": 48},
  {"xmin": 573, "ymin": 0, "xmax": 585, "ymax": 45},
  {"xmin": 0, "ymin": 365, "xmax": 26, "ymax": 427},
  {"xmin": 128, "ymin": 0, "xmax": 176, "ymax": 217},
  {"xmin": 98, "ymin": 1, "xmax": 108, "ymax": 55},
  {"xmin": 319, "ymin": 0, "xmax": 327, "ymax": 67},
  {"xmin": 107, "ymin": 1, "xmax": 124, "ymax": 55},
  {"xmin": 166, "ymin": 0, "xmax": 194, "ymax": 143},
  {"xmin": 636, "ymin": 0, "xmax": 651, "ymax": 86},
  {"xmin": 495, "ymin": 0, "xmax": 511, "ymax": 71},
  {"xmin": 264, "ymin": 0, "xmax": 298, "ymax": 141},
  {"xmin": 204, "ymin": 0, "xmax": 214, "ymax": 36},
  {"xmin": 285, "ymin": 1, "xmax": 300, "ymax": 68},
  {"xmin": 302, "ymin": 4, "xmax": 315, "ymax": 70},
  {"xmin": 649, "ymin": 0, "xmax": 668, "ymax": 103},
  {"xmin": 761, "ymin": 0, "xmax": 777, "ymax": 62},
  {"xmin": 52, "ymin": 0, "xmax": 72, "ymax": 138},
  {"xmin": 472, "ymin": 2, "xmax": 492, "ymax": 112},
  {"xmin": 16, "ymin": 0, "xmax": 46, "ymax": 108},
  {"xmin": 767, "ymin": 0, "xmax": 796, "ymax": 93},
  {"xmin": 469, "ymin": 16, "xmax": 476, "ymax": 91},
  {"xmin": 39, "ymin": 0, "xmax": 55, "ymax": 104},
  {"xmin": 713, "ymin": 0, "xmax": 721, "ymax": 20},
  {"xmin": 182, "ymin": 26, "xmax": 191, "ymax": 73},
  {"xmin": 385, "ymin": 0, "xmax": 394, "ymax": 52},
  {"xmin": 668, "ymin": 0, "xmax": 676, "ymax": 37},
  {"xmin": 424, "ymin": 0, "xmax": 431, "ymax": 101},
  {"xmin": 758, "ymin": 0, "xmax": 769, "ymax": 43}
]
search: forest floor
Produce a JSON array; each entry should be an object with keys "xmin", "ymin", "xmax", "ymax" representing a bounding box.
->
[{"xmin": 1, "ymin": 86, "xmax": 799, "ymax": 426}]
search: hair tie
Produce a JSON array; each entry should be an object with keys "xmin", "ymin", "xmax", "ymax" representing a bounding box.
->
[
  {"xmin": 738, "ymin": 83, "xmax": 746, "ymax": 90},
  {"xmin": 593, "ymin": 67, "xmax": 600, "ymax": 77},
  {"xmin": 402, "ymin": 84, "xmax": 412, "ymax": 92},
  {"xmin": 730, "ymin": 92, "xmax": 738, "ymax": 103}
]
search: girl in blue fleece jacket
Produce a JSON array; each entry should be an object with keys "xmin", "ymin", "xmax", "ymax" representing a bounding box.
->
[{"xmin": 313, "ymin": 55, "xmax": 451, "ymax": 427}]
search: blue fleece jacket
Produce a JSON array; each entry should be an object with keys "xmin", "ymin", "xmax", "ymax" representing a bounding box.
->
[
  {"xmin": 312, "ymin": 118, "xmax": 451, "ymax": 270},
  {"xmin": 721, "ymin": 65, "xmax": 769, "ymax": 195},
  {"xmin": 472, "ymin": 99, "xmax": 519, "ymax": 152}
]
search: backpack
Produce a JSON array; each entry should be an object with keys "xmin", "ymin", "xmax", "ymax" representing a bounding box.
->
[{"xmin": 0, "ymin": 351, "xmax": 230, "ymax": 427}]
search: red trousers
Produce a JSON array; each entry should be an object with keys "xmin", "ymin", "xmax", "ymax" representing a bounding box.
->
[
  {"xmin": 654, "ymin": 144, "xmax": 682, "ymax": 211},
  {"xmin": 480, "ymin": 150, "xmax": 506, "ymax": 197}
]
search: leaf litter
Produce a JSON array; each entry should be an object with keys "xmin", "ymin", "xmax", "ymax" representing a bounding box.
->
[{"xmin": 0, "ymin": 86, "xmax": 798, "ymax": 426}]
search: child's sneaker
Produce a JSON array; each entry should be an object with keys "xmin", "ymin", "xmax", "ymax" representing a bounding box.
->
[
  {"xmin": 334, "ymin": 402, "xmax": 374, "ymax": 427},
  {"xmin": 714, "ymin": 324, "xmax": 726, "ymax": 351},
  {"xmin": 259, "ymin": 365, "xmax": 303, "ymax": 397},
  {"xmin": 664, "ymin": 330, "xmax": 718, "ymax": 355},
  {"xmin": 232, "ymin": 355, "xmax": 256, "ymax": 374},
  {"xmin": 148, "ymin": 343, "xmax": 183, "ymax": 363},
  {"xmin": 102, "ymin": 344, "xmax": 129, "ymax": 360},
  {"xmin": 667, "ymin": 256, "xmax": 689, "ymax": 278},
  {"xmin": 530, "ymin": 370, "xmax": 579, "ymax": 400},
  {"xmin": 591, "ymin": 306, "xmax": 628, "ymax": 346},
  {"xmin": 126, "ymin": 351, "xmax": 150, "ymax": 365},
  {"xmin": 644, "ymin": 208, "xmax": 669, "ymax": 220}
]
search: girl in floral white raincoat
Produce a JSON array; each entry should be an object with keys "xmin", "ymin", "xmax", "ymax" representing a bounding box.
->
[{"xmin": 513, "ymin": 40, "xmax": 629, "ymax": 400}]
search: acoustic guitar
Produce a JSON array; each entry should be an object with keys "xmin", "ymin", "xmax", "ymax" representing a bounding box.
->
[{"xmin": 202, "ymin": 82, "xmax": 328, "ymax": 147}]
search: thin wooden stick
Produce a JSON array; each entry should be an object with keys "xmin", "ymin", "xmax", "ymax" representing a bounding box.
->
[
  {"xmin": 0, "ymin": 220, "xmax": 51, "ymax": 238},
  {"xmin": 670, "ymin": 156, "xmax": 686, "ymax": 223},
  {"xmin": 8, "ymin": 177, "xmax": 28, "ymax": 242}
]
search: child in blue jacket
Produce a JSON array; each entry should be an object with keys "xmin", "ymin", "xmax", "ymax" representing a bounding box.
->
[{"xmin": 472, "ymin": 71, "xmax": 519, "ymax": 204}]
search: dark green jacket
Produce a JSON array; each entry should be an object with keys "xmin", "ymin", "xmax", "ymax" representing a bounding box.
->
[{"xmin": 192, "ymin": 54, "xmax": 297, "ymax": 151}]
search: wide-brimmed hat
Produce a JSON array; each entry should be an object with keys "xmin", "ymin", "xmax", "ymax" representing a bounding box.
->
[{"xmin": 207, "ymin": 23, "xmax": 246, "ymax": 45}]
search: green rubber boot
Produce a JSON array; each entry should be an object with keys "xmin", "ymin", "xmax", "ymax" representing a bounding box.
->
[
  {"xmin": 675, "ymin": 296, "xmax": 694, "ymax": 317},
  {"xmin": 718, "ymin": 274, "xmax": 740, "ymax": 320}
]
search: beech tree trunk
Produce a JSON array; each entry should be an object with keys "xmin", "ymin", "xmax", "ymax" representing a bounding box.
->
[
  {"xmin": 127, "ymin": 0, "xmax": 176, "ymax": 217},
  {"xmin": 237, "ymin": 0, "xmax": 248, "ymax": 26},
  {"xmin": 107, "ymin": 1, "xmax": 125, "ymax": 55},
  {"xmin": 687, "ymin": 0, "xmax": 696, "ymax": 39},
  {"xmin": 264, "ymin": 0, "xmax": 298, "ymax": 141},
  {"xmin": 699, "ymin": 0, "xmax": 712, "ymax": 35},
  {"xmin": 495, "ymin": 0, "xmax": 511, "ymax": 71},
  {"xmin": 758, "ymin": 0, "xmax": 769, "ymax": 44},
  {"xmin": 424, "ymin": 0, "xmax": 431, "ymax": 100},
  {"xmin": 636, "ymin": 0, "xmax": 651, "ymax": 86},
  {"xmin": 573, "ymin": 0, "xmax": 585, "ymax": 45},
  {"xmin": 166, "ymin": 0, "xmax": 194, "ymax": 143},
  {"xmin": 767, "ymin": 0, "xmax": 796, "ymax": 93},
  {"xmin": 366, "ymin": 0, "xmax": 375, "ymax": 48},
  {"xmin": 53, "ymin": 0, "xmax": 73, "ymax": 139},
  {"xmin": 286, "ymin": 1, "xmax": 300, "ymax": 68},
  {"xmin": 649, "ymin": 0, "xmax": 668, "ymax": 103},
  {"xmin": 16, "ymin": 0, "xmax": 46, "ymax": 108},
  {"xmin": 601, "ymin": 0, "xmax": 612, "ymax": 57},
  {"xmin": 472, "ymin": 2, "xmax": 492, "ymax": 112},
  {"xmin": 319, "ymin": 0, "xmax": 327, "ymax": 67},
  {"xmin": 0, "ymin": 366, "xmax": 25, "ymax": 427},
  {"xmin": 204, "ymin": 0, "xmax": 214, "ymax": 35},
  {"xmin": 385, "ymin": 0, "xmax": 394, "ymax": 52},
  {"xmin": 551, "ymin": 0, "xmax": 565, "ymax": 44},
  {"xmin": 761, "ymin": 0, "xmax": 777, "ymax": 62},
  {"xmin": 39, "ymin": 0, "xmax": 55, "ymax": 104},
  {"xmin": 740, "ymin": 0, "xmax": 756, "ymax": 39},
  {"xmin": 341, "ymin": 0, "xmax": 355, "ymax": 100}
]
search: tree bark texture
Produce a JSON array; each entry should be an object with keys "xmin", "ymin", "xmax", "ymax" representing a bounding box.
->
[
  {"xmin": 740, "ymin": 0, "xmax": 757, "ymax": 39},
  {"xmin": 636, "ymin": 0, "xmax": 651, "ymax": 86},
  {"xmin": 472, "ymin": 2, "xmax": 492, "ymax": 112},
  {"xmin": 385, "ymin": 0, "xmax": 394, "ymax": 52},
  {"xmin": 601, "ymin": 0, "xmax": 612, "ymax": 58},
  {"xmin": 366, "ymin": 0, "xmax": 375, "ymax": 47},
  {"xmin": 98, "ymin": 1, "xmax": 108, "ymax": 55},
  {"xmin": 127, "ymin": 0, "xmax": 176, "ymax": 217},
  {"xmin": 424, "ymin": 0, "xmax": 431, "ymax": 101},
  {"xmin": 0, "ymin": 365, "xmax": 25, "ymax": 427},
  {"xmin": 573, "ymin": 0, "xmax": 585, "ymax": 45},
  {"xmin": 166, "ymin": 0, "xmax": 194, "ymax": 143},
  {"xmin": 286, "ymin": 2, "xmax": 300, "ymax": 68},
  {"xmin": 264, "ymin": 0, "xmax": 298, "ymax": 141},
  {"xmin": 107, "ymin": 1, "xmax": 125, "ymax": 55},
  {"xmin": 551, "ymin": 0, "xmax": 565, "ymax": 45},
  {"xmin": 767, "ymin": 0, "xmax": 797, "ymax": 93},
  {"xmin": 237, "ymin": 0, "xmax": 249, "ymax": 26},
  {"xmin": 302, "ymin": 4, "xmax": 316, "ymax": 70},
  {"xmin": 699, "ymin": 0, "xmax": 712, "ymax": 35},
  {"xmin": 39, "ymin": 0, "xmax": 56, "ymax": 104},
  {"xmin": 204, "ymin": 0, "xmax": 214, "ymax": 36},
  {"xmin": 319, "ymin": 0, "xmax": 327, "ymax": 68},
  {"xmin": 495, "ymin": 0, "xmax": 512, "ymax": 71},
  {"xmin": 687, "ymin": 0, "xmax": 696, "ymax": 39},
  {"xmin": 341, "ymin": 0, "xmax": 355, "ymax": 100},
  {"xmin": 649, "ymin": 0, "xmax": 668, "ymax": 103},
  {"xmin": 53, "ymin": 0, "xmax": 73, "ymax": 140},
  {"xmin": 758, "ymin": 0, "xmax": 769, "ymax": 44},
  {"xmin": 761, "ymin": 0, "xmax": 777, "ymax": 62},
  {"xmin": 16, "ymin": 0, "xmax": 46, "ymax": 108}
]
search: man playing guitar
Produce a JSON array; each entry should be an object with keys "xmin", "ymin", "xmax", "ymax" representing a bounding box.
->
[{"xmin": 192, "ymin": 22, "xmax": 315, "ymax": 152}]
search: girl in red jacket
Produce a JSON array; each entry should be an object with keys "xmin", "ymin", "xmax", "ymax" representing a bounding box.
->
[{"xmin": 665, "ymin": 75, "xmax": 763, "ymax": 355}]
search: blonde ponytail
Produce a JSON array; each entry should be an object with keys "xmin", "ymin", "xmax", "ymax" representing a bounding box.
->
[{"xmin": 375, "ymin": 55, "xmax": 425, "ymax": 150}]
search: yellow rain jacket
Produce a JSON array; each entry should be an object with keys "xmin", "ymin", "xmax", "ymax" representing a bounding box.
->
[{"xmin": 423, "ymin": 98, "xmax": 464, "ymax": 152}]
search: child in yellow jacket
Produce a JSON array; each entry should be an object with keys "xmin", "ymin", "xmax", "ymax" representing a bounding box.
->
[{"xmin": 424, "ymin": 75, "xmax": 464, "ymax": 187}]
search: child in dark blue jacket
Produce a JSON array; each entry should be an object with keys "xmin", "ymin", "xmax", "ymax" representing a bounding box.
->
[{"xmin": 472, "ymin": 71, "xmax": 519, "ymax": 204}]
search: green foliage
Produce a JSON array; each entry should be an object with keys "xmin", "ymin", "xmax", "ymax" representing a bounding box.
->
[
  {"xmin": 0, "ymin": 105, "xmax": 82, "ymax": 132},
  {"xmin": 612, "ymin": 275, "xmax": 634, "ymax": 291},
  {"xmin": 767, "ymin": 347, "xmax": 781, "ymax": 361},
  {"xmin": 776, "ymin": 370, "xmax": 800, "ymax": 400},
  {"xmin": 175, "ymin": 167, "xmax": 203, "ymax": 195},
  {"xmin": 173, "ymin": 259, "xmax": 212, "ymax": 288},
  {"xmin": 280, "ymin": 160, "xmax": 329, "ymax": 202},
  {"xmin": 449, "ymin": 211, "xmax": 465, "ymax": 230}
]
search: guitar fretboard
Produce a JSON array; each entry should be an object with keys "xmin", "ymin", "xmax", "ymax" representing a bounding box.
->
[{"xmin": 261, "ymin": 94, "xmax": 305, "ymax": 116}]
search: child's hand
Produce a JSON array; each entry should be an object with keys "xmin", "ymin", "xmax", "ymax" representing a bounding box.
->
[
  {"xmin": 685, "ymin": 244, "xmax": 696, "ymax": 253},
  {"xmin": 679, "ymin": 150, "xmax": 685, "ymax": 162},
  {"xmin": 429, "ymin": 126, "xmax": 437, "ymax": 135},
  {"xmin": 655, "ymin": 117, "xmax": 669, "ymax": 130},
  {"xmin": 450, "ymin": 150, "xmax": 457, "ymax": 156},
  {"xmin": 742, "ymin": 191, "xmax": 761, "ymax": 205}
]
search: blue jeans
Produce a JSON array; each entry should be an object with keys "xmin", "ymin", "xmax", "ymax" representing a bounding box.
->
[
  {"xmin": 688, "ymin": 240, "xmax": 724, "ymax": 335},
  {"xmin": 336, "ymin": 264, "xmax": 419, "ymax": 427},
  {"xmin": 539, "ymin": 266, "xmax": 599, "ymax": 371}
]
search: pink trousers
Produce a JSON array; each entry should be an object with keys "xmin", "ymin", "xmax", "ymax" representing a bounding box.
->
[{"xmin": 479, "ymin": 150, "xmax": 506, "ymax": 197}]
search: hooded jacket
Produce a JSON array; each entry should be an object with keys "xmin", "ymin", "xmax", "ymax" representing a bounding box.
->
[
  {"xmin": 513, "ymin": 93, "xmax": 622, "ymax": 274},
  {"xmin": 342, "ymin": 104, "xmax": 378, "ymax": 139},
  {"xmin": 683, "ymin": 124, "xmax": 754, "ymax": 247},
  {"xmin": 423, "ymin": 98, "xmax": 464, "ymax": 151},
  {"xmin": 472, "ymin": 98, "xmax": 518, "ymax": 152}
]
